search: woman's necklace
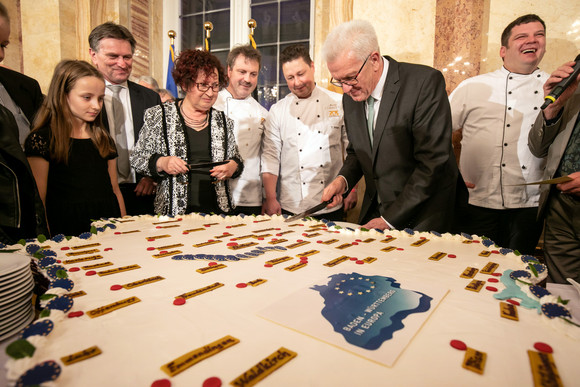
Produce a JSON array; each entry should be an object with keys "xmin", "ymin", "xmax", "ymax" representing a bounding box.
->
[{"xmin": 180, "ymin": 102, "xmax": 209, "ymax": 130}]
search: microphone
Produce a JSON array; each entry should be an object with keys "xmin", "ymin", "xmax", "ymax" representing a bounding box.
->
[{"xmin": 541, "ymin": 53, "xmax": 580, "ymax": 110}]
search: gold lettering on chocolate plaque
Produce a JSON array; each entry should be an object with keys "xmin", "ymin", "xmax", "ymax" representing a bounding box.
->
[
  {"xmin": 230, "ymin": 347, "xmax": 297, "ymax": 387},
  {"xmin": 87, "ymin": 296, "xmax": 141, "ymax": 318},
  {"xmin": 61, "ymin": 346, "xmax": 102, "ymax": 365},
  {"xmin": 160, "ymin": 335, "xmax": 240, "ymax": 377}
]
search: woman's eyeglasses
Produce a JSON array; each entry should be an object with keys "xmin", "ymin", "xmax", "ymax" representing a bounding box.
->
[{"xmin": 195, "ymin": 83, "xmax": 220, "ymax": 92}]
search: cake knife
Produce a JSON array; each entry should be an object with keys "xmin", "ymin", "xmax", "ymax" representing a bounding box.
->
[
  {"xmin": 187, "ymin": 160, "xmax": 230, "ymax": 175},
  {"xmin": 187, "ymin": 160, "xmax": 229, "ymax": 169},
  {"xmin": 284, "ymin": 199, "xmax": 333, "ymax": 223}
]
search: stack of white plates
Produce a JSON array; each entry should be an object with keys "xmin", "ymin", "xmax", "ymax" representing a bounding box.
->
[{"xmin": 0, "ymin": 253, "xmax": 35, "ymax": 341}]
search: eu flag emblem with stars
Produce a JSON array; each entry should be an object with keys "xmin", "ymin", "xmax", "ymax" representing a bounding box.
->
[{"xmin": 312, "ymin": 273, "xmax": 432, "ymax": 350}]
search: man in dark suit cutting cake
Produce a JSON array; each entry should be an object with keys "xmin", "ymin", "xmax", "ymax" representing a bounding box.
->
[{"xmin": 321, "ymin": 20, "xmax": 459, "ymax": 233}]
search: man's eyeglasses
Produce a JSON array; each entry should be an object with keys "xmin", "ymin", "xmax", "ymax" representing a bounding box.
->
[
  {"xmin": 195, "ymin": 83, "xmax": 220, "ymax": 92},
  {"xmin": 330, "ymin": 54, "xmax": 371, "ymax": 87}
]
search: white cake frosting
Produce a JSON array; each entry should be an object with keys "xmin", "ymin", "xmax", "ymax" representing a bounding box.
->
[{"xmin": 3, "ymin": 213, "xmax": 579, "ymax": 386}]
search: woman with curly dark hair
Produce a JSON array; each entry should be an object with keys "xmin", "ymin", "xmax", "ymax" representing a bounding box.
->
[{"xmin": 131, "ymin": 49, "xmax": 243, "ymax": 216}]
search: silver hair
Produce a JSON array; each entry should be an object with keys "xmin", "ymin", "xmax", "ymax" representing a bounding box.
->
[
  {"xmin": 322, "ymin": 20, "xmax": 380, "ymax": 64},
  {"xmin": 138, "ymin": 75, "xmax": 160, "ymax": 90}
]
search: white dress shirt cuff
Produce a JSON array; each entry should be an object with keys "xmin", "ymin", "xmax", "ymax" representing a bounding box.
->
[{"xmin": 380, "ymin": 216, "xmax": 394, "ymax": 230}]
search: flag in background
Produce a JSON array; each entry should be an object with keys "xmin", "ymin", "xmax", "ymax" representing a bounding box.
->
[{"xmin": 166, "ymin": 43, "xmax": 178, "ymax": 98}]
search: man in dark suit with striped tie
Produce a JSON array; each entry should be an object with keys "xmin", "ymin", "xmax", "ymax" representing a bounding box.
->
[{"xmin": 89, "ymin": 22, "xmax": 161, "ymax": 215}]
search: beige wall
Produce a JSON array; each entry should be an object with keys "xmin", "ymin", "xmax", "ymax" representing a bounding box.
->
[
  {"xmin": 313, "ymin": 0, "xmax": 353, "ymax": 92},
  {"xmin": 483, "ymin": 1, "xmax": 580, "ymax": 76},
  {"xmin": 352, "ymin": 0, "xmax": 579, "ymax": 92},
  {"xmin": 4, "ymin": 1, "xmax": 580, "ymax": 94},
  {"xmin": 20, "ymin": 0, "xmax": 61, "ymax": 90},
  {"xmin": 354, "ymin": 0, "xmax": 437, "ymax": 65},
  {"xmin": 4, "ymin": 0, "xmax": 162, "ymax": 93}
]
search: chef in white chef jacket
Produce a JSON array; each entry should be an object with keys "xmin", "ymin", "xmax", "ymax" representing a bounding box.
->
[
  {"xmin": 214, "ymin": 44, "xmax": 268, "ymax": 215},
  {"xmin": 261, "ymin": 44, "xmax": 356, "ymax": 220}
]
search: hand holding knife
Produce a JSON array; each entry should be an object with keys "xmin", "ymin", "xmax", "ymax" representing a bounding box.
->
[
  {"xmin": 159, "ymin": 156, "xmax": 231, "ymax": 178},
  {"xmin": 284, "ymin": 178, "xmax": 355, "ymax": 222},
  {"xmin": 187, "ymin": 160, "xmax": 229, "ymax": 170},
  {"xmin": 282, "ymin": 176, "xmax": 354, "ymax": 222},
  {"xmin": 284, "ymin": 199, "xmax": 334, "ymax": 223},
  {"xmin": 187, "ymin": 160, "xmax": 229, "ymax": 175}
]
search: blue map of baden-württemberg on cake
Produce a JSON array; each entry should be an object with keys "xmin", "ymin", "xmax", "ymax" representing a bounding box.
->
[{"xmin": 311, "ymin": 273, "xmax": 433, "ymax": 350}]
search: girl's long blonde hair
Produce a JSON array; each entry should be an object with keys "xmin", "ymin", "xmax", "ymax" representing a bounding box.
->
[{"xmin": 31, "ymin": 60, "xmax": 115, "ymax": 164}]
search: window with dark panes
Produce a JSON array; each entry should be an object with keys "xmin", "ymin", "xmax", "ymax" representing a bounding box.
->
[
  {"xmin": 181, "ymin": 1, "xmax": 231, "ymax": 68},
  {"xmin": 251, "ymin": 0, "xmax": 311, "ymax": 109}
]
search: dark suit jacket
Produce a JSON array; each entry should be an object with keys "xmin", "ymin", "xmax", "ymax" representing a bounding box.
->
[
  {"xmin": 102, "ymin": 80, "xmax": 161, "ymax": 144},
  {"xmin": 528, "ymin": 87, "xmax": 580, "ymax": 218},
  {"xmin": 0, "ymin": 105, "xmax": 48, "ymax": 243},
  {"xmin": 0, "ymin": 67, "xmax": 43, "ymax": 135},
  {"xmin": 340, "ymin": 56, "xmax": 459, "ymax": 232}
]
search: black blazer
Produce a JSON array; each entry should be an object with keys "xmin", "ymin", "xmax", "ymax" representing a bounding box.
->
[
  {"xmin": 101, "ymin": 80, "xmax": 161, "ymax": 144},
  {"xmin": 0, "ymin": 105, "xmax": 48, "ymax": 243},
  {"xmin": 0, "ymin": 67, "xmax": 43, "ymax": 133},
  {"xmin": 340, "ymin": 56, "xmax": 459, "ymax": 232},
  {"xmin": 528, "ymin": 88, "xmax": 580, "ymax": 218}
]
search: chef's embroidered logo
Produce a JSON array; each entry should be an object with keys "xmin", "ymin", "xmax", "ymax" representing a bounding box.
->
[{"xmin": 328, "ymin": 110, "xmax": 340, "ymax": 117}]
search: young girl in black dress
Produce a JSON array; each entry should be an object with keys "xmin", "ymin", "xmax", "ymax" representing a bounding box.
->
[{"xmin": 25, "ymin": 60, "xmax": 126, "ymax": 236}]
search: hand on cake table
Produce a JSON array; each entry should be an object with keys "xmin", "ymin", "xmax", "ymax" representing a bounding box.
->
[
  {"xmin": 262, "ymin": 197, "xmax": 282, "ymax": 215},
  {"xmin": 556, "ymin": 171, "xmax": 580, "ymax": 197},
  {"xmin": 361, "ymin": 217, "xmax": 390, "ymax": 231},
  {"xmin": 157, "ymin": 156, "xmax": 188, "ymax": 176}
]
